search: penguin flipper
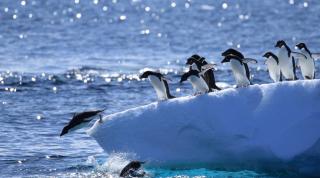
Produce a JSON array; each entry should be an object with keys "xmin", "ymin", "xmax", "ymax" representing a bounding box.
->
[
  {"xmin": 242, "ymin": 58, "xmax": 258, "ymax": 64},
  {"xmin": 291, "ymin": 52, "xmax": 307, "ymax": 60},
  {"xmin": 311, "ymin": 53, "xmax": 320, "ymax": 60},
  {"xmin": 163, "ymin": 80, "xmax": 175, "ymax": 99}
]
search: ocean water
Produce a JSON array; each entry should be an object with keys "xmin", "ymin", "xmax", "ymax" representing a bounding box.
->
[{"xmin": 0, "ymin": 0, "xmax": 320, "ymax": 177}]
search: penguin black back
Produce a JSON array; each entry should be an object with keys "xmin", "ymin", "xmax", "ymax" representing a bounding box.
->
[
  {"xmin": 139, "ymin": 71, "xmax": 162, "ymax": 80},
  {"xmin": 222, "ymin": 48, "xmax": 244, "ymax": 58},
  {"xmin": 120, "ymin": 161, "xmax": 145, "ymax": 177}
]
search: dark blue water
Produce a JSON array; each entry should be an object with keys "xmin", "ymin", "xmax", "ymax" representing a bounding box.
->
[{"xmin": 1, "ymin": 0, "xmax": 320, "ymax": 177}]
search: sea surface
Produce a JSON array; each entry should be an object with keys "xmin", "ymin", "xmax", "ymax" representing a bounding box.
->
[{"xmin": 1, "ymin": 0, "xmax": 320, "ymax": 177}]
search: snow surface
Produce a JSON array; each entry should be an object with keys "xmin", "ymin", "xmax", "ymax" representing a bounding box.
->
[{"xmin": 88, "ymin": 80, "xmax": 320, "ymax": 175}]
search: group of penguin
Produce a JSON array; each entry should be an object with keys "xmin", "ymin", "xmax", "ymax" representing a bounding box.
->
[
  {"xmin": 140, "ymin": 40, "xmax": 319, "ymax": 100},
  {"xmin": 59, "ymin": 40, "xmax": 319, "ymax": 177}
]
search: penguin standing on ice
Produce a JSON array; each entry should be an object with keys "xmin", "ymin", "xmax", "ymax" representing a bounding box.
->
[
  {"xmin": 60, "ymin": 109, "xmax": 104, "ymax": 136},
  {"xmin": 186, "ymin": 54, "xmax": 221, "ymax": 91},
  {"xmin": 263, "ymin": 52, "xmax": 282, "ymax": 82},
  {"xmin": 295, "ymin": 42, "xmax": 317, "ymax": 79},
  {"xmin": 221, "ymin": 55, "xmax": 252, "ymax": 87},
  {"xmin": 274, "ymin": 40, "xmax": 307, "ymax": 80},
  {"xmin": 221, "ymin": 48, "xmax": 257, "ymax": 84},
  {"xmin": 139, "ymin": 71, "xmax": 175, "ymax": 100},
  {"xmin": 180, "ymin": 69, "xmax": 211, "ymax": 94}
]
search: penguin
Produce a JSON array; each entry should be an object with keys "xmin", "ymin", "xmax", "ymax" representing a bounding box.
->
[
  {"xmin": 185, "ymin": 54, "xmax": 221, "ymax": 91},
  {"xmin": 120, "ymin": 161, "xmax": 146, "ymax": 178},
  {"xmin": 295, "ymin": 43, "xmax": 316, "ymax": 79},
  {"xmin": 180, "ymin": 69, "xmax": 211, "ymax": 94},
  {"xmin": 263, "ymin": 52, "xmax": 282, "ymax": 82},
  {"xmin": 274, "ymin": 40, "xmax": 304, "ymax": 80},
  {"xmin": 60, "ymin": 109, "xmax": 104, "ymax": 136},
  {"xmin": 139, "ymin": 71, "xmax": 175, "ymax": 100},
  {"xmin": 221, "ymin": 55, "xmax": 253, "ymax": 87},
  {"xmin": 221, "ymin": 48, "xmax": 257, "ymax": 84}
]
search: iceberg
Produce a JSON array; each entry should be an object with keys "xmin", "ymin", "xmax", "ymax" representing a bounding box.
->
[{"xmin": 88, "ymin": 80, "xmax": 320, "ymax": 175}]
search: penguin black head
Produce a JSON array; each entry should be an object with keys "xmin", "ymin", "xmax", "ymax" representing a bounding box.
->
[
  {"xmin": 139, "ymin": 71, "xmax": 154, "ymax": 79},
  {"xmin": 296, "ymin": 42, "xmax": 306, "ymax": 50},
  {"xmin": 221, "ymin": 55, "xmax": 241, "ymax": 63},
  {"xmin": 263, "ymin": 52, "xmax": 279, "ymax": 64},
  {"xmin": 275, "ymin": 40, "xmax": 286, "ymax": 48},
  {"xmin": 263, "ymin": 52, "xmax": 274, "ymax": 58},
  {"xmin": 221, "ymin": 48, "xmax": 244, "ymax": 59},
  {"xmin": 186, "ymin": 54, "xmax": 201, "ymax": 65}
]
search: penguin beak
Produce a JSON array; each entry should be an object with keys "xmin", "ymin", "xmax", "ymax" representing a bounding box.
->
[
  {"xmin": 60, "ymin": 127, "xmax": 68, "ymax": 137},
  {"xmin": 262, "ymin": 53, "xmax": 267, "ymax": 58},
  {"xmin": 221, "ymin": 58, "xmax": 227, "ymax": 63}
]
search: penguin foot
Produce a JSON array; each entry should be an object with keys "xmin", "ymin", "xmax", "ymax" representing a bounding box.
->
[{"xmin": 193, "ymin": 92, "xmax": 202, "ymax": 96}]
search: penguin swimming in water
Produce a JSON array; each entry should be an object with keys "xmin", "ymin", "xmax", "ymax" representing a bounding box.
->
[
  {"xmin": 186, "ymin": 54, "xmax": 221, "ymax": 91},
  {"xmin": 295, "ymin": 42, "xmax": 316, "ymax": 79},
  {"xmin": 263, "ymin": 52, "xmax": 282, "ymax": 82},
  {"xmin": 120, "ymin": 161, "xmax": 145, "ymax": 177},
  {"xmin": 60, "ymin": 109, "xmax": 104, "ymax": 136},
  {"xmin": 221, "ymin": 48, "xmax": 257, "ymax": 84},
  {"xmin": 139, "ymin": 71, "xmax": 175, "ymax": 100},
  {"xmin": 180, "ymin": 68, "xmax": 212, "ymax": 94},
  {"xmin": 274, "ymin": 40, "xmax": 307, "ymax": 80},
  {"xmin": 221, "ymin": 55, "xmax": 254, "ymax": 87}
]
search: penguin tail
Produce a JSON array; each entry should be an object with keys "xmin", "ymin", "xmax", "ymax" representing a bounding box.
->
[{"xmin": 168, "ymin": 95, "xmax": 176, "ymax": 99}]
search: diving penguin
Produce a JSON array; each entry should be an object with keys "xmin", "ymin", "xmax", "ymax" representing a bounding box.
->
[{"xmin": 60, "ymin": 109, "xmax": 104, "ymax": 136}]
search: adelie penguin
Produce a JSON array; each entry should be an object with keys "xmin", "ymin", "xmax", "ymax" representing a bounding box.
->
[
  {"xmin": 263, "ymin": 52, "xmax": 282, "ymax": 82},
  {"xmin": 221, "ymin": 48, "xmax": 257, "ymax": 87},
  {"xmin": 120, "ymin": 161, "xmax": 146, "ymax": 177},
  {"xmin": 221, "ymin": 48, "xmax": 257, "ymax": 84},
  {"xmin": 274, "ymin": 40, "xmax": 307, "ymax": 80},
  {"xmin": 60, "ymin": 109, "xmax": 104, "ymax": 136},
  {"xmin": 295, "ymin": 42, "xmax": 318, "ymax": 79},
  {"xmin": 186, "ymin": 54, "xmax": 221, "ymax": 91},
  {"xmin": 180, "ymin": 66, "xmax": 214, "ymax": 94},
  {"xmin": 139, "ymin": 71, "xmax": 175, "ymax": 100}
]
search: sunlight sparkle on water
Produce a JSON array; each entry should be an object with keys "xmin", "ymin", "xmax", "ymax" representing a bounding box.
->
[
  {"xmin": 171, "ymin": 2, "xmax": 176, "ymax": 8},
  {"xmin": 119, "ymin": 15, "xmax": 127, "ymax": 21},
  {"xmin": 222, "ymin": 3, "xmax": 228, "ymax": 9}
]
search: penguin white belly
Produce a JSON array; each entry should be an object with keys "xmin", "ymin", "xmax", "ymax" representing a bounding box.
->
[
  {"xmin": 148, "ymin": 76, "xmax": 167, "ymax": 100},
  {"xmin": 278, "ymin": 48, "xmax": 294, "ymax": 80},
  {"xmin": 230, "ymin": 59, "xmax": 250, "ymax": 87},
  {"xmin": 299, "ymin": 51, "xmax": 315, "ymax": 79},
  {"xmin": 266, "ymin": 58, "xmax": 281, "ymax": 82},
  {"xmin": 189, "ymin": 75, "xmax": 209, "ymax": 93}
]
